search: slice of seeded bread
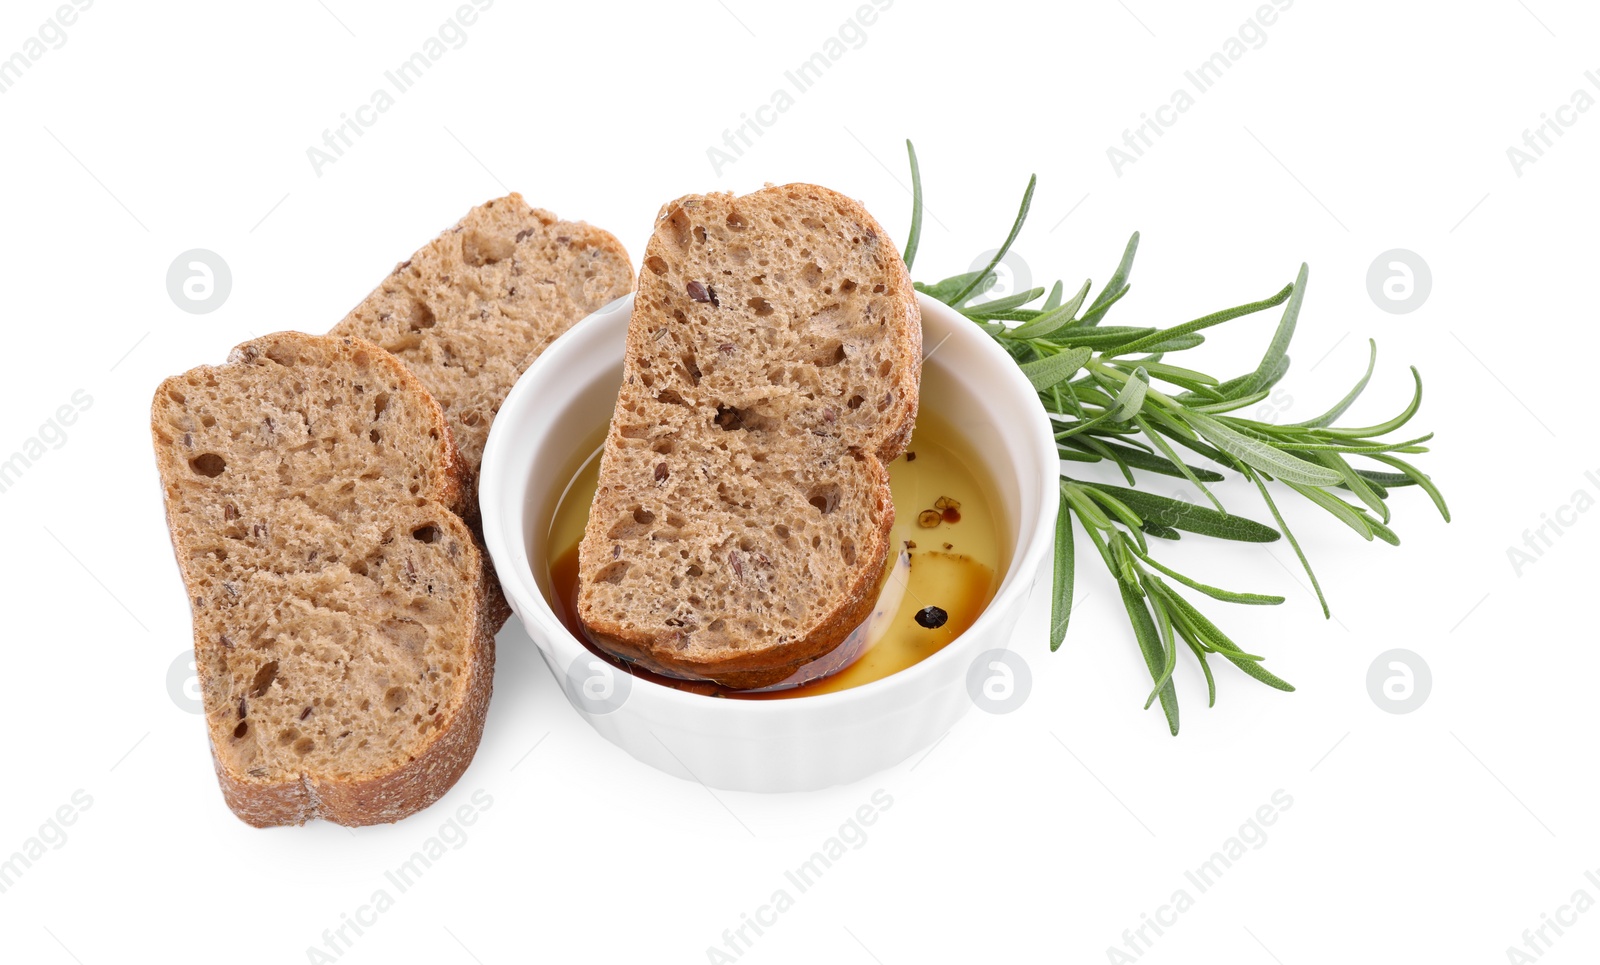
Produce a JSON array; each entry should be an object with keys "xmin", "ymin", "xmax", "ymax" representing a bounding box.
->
[
  {"xmin": 576, "ymin": 183, "xmax": 921, "ymax": 688},
  {"xmin": 151, "ymin": 333, "xmax": 493, "ymax": 827},
  {"xmin": 332, "ymin": 194, "xmax": 635, "ymax": 628}
]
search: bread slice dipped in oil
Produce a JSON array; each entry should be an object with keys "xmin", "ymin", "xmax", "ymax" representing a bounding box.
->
[{"xmin": 576, "ymin": 184, "xmax": 921, "ymax": 688}]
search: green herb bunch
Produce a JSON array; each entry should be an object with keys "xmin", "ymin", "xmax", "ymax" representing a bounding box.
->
[{"xmin": 900, "ymin": 142, "xmax": 1449, "ymax": 734}]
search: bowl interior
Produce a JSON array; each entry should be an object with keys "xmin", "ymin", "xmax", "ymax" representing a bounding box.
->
[{"xmin": 485, "ymin": 292, "xmax": 1052, "ymax": 700}]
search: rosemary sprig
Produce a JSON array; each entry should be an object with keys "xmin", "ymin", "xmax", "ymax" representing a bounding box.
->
[{"xmin": 901, "ymin": 141, "xmax": 1449, "ymax": 734}]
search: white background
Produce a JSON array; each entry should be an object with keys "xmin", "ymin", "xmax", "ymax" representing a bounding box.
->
[{"xmin": 0, "ymin": 1, "xmax": 1593, "ymax": 962}]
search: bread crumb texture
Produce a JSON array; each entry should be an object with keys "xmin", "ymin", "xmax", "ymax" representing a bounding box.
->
[
  {"xmin": 150, "ymin": 333, "xmax": 492, "ymax": 827},
  {"xmin": 333, "ymin": 193, "xmax": 635, "ymax": 474}
]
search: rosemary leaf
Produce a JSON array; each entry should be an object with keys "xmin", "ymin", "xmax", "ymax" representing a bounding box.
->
[
  {"xmin": 1075, "ymin": 481, "xmax": 1280, "ymax": 542},
  {"xmin": 1103, "ymin": 284, "xmax": 1293, "ymax": 358},
  {"xmin": 1050, "ymin": 488, "xmax": 1076, "ymax": 652},
  {"xmin": 1186, "ymin": 412, "xmax": 1343, "ymax": 486},
  {"xmin": 902, "ymin": 139, "xmax": 924, "ymax": 270},
  {"xmin": 1080, "ymin": 232, "xmax": 1139, "ymax": 327},
  {"xmin": 1120, "ymin": 579, "xmax": 1180, "ymax": 734},
  {"xmin": 1020, "ymin": 346, "xmax": 1093, "ymax": 392}
]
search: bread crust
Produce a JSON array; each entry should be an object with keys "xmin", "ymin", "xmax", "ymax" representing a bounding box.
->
[
  {"xmin": 577, "ymin": 183, "xmax": 920, "ymax": 688},
  {"xmin": 210, "ymin": 581, "xmax": 495, "ymax": 828},
  {"xmin": 152, "ymin": 333, "xmax": 493, "ymax": 827}
]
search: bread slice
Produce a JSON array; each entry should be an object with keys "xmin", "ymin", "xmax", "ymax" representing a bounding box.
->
[
  {"xmin": 332, "ymin": 194, "xmax": 635, "ymax": 627},
  {"xmin": 576, "ymin": 183, "xmax": 921, "ymax": 688},
  {"xmin": 151, "ymin": 333, "xmax": 493, "ymax": 827}
]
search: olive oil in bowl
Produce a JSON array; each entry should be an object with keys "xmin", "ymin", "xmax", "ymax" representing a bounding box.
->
[{"xmin": 545, "ymin": 416, "xmax": 1005, "ymax": 698}]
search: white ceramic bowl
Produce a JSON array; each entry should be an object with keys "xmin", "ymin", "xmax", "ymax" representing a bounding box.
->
[{"xmin": 480, "ymin": 293, "xmax": 1057, "ymax": 792}]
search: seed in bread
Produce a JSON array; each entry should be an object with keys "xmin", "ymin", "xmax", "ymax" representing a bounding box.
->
[
  {"xmin": 150, "ymin": 333, "xmax": 493, "ymax": 827},
  {"xmin": 576, "ymin": 183, "xmax": 921, "ymax": 689}
]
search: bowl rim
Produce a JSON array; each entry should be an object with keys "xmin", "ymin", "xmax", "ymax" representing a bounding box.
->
[{"xmin": 481, "ymin": 291, "xmax": 1058, "ymax": 713}]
